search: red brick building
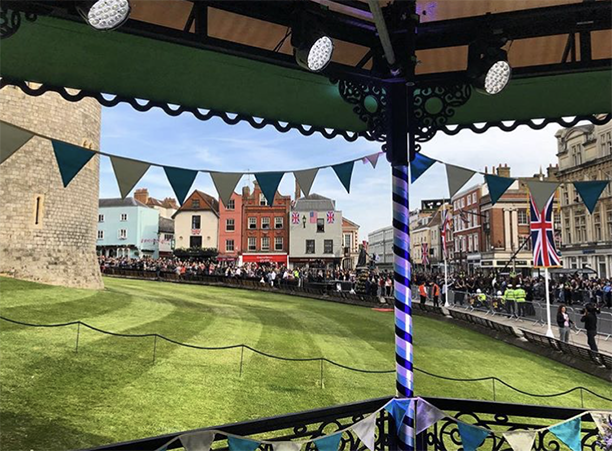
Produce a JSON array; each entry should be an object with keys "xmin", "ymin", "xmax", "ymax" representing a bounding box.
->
[
  {"xmin": 451, "ymin": 184, "xmax": 483, "ymax": 273},
  {"xmin": 241, "ymin": 182, "xmax": 290, "ymax": 265},
  {"xmin": 217, "ymin": 192, "xmax": 242, "ymax": 262}
]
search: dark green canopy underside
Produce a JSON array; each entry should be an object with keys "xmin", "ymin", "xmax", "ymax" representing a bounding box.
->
[{"xmin": 1, "ymin": 16, "xmax": 610, "ymax": 134}]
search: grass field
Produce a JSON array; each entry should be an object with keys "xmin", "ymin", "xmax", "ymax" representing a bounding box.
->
[{"xmin": 0, "ymin": 276, "xmax": 610, "ymax": 450}]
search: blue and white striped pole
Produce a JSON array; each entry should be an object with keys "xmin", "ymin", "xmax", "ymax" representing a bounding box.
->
[{"xmin": 393, "ymin": 164, "xmax": 414, "ymax": 450}]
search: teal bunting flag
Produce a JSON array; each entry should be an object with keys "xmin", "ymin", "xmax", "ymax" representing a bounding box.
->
[
  {"xmin": 52, "ymin": 140, "xmax": 96, "ymax": 187},
  {"xmin": 549, "ymin": 417, "xmax": 582, "ymax": 451},
  {"xmin": 410, "ymin": 153, "xmax": 436, "ymax": 184},
  {"xmin": 574, "ymin": 181, "xmax": 608, "ymax": 214},
  {"xmin": 484, "ymin": 174, "xmax": 515, "ymax": 205},
  {"xmin": 228, "ymin": 436, "xmax": 260, "ymax": 451},
  {"xmin": 332, "ymin": 161, "xmax": 354, "ymax": 193},
  {"xmin": 255, "ymin": 172, "xmax": 285, "ymax": 206},
  {"xmin": 384, "ymin": 399, "xmax": 411, "ymax": 433},
  {"xmin": 314, "ymin": 432, "xmax": 342, "ymax": 451},
  {"xmin": 164, "ymin": 166, "xmax": 198, "ymax": 205},
  {"xmin": 457, "ymin": 422, "xmax": 489, "ymax": 451}
]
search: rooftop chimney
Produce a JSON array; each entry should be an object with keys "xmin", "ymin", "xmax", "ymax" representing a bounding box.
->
[
  {"xmin": 242, "ymin": 185, "xmax": 251, "ymax": 199},
  {"xmin": 134, "ymin": 188, "xmax": 149, "ymax": 205},
  {"xmin": 496, "ymin": 164, "xmax": 511, "ymax": 178}
]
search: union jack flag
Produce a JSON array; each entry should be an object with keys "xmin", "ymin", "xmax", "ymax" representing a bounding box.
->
[
  {"xmin": 327, "ymin": 211, "xmax": 335, "ymax": 224},
  {"xmin": 530, "ymin": 194, "xmax": 561, "ymax": 268},
  {"xmin": 421, "ymin": 243, "xmax": 429, "ymax": 266},
  {"xmin": 291, "ymin": 212, "xmax": 300, "ymax": 225}
]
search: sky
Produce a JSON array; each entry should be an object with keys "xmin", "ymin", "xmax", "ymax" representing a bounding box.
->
[{"xmin": 99, "ymin": 105, "xmax": 563, "ymax": 240}]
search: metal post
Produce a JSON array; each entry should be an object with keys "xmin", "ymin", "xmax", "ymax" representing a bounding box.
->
[
  {"xmin": 492, "ymin": 379, "xmax": 496, "ymax": 401},
  {"xmin": 545, "ymin": 268, "xmax": 554, "ymax": 338},
  {"xmin": 152, "ymin": 335, "xmax": 158, "ymax": 363},
  {"xmin": 75, "ymin": 322, "xmax": 81, "ymax": 353},
  {"xmin": 580, "ymin": 387, "xmax": 584, "ymax": 408},
  {"xmin": 320, "ymin": 359, "xmax": 324, "ymax": 389},
  {"xmin": 239, "ymin": 345, "xmax": 244, "ymax": 377}
]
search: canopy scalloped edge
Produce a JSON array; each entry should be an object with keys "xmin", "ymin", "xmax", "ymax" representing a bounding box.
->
[{"xmin": 0, "ymin": 79, "xmax": 376, "ymax": 143}]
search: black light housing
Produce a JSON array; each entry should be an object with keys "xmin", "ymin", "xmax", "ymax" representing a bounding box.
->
[
  {"xmin": 77, "ymin": 0, "xmax": 131, "ymax": 31},
  {"xmin": 468, "ymin": 42, "xmax": 512, "ymax": 95},
  {"xmin": 291, "ymin": 13, "xmax": 334, "ymax": 73}
]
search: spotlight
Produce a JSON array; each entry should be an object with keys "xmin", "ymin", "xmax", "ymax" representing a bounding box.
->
[
  {"xmin": 468, "ymin": 44, "xmax": 512, "ymax": 95},
  {"xmin": 291, "ymin": 14, "xmax": 334, "ymax": 72},
  {"xmin": 77, "ymin": 0, "xmax": 131, "ymax": 31}
]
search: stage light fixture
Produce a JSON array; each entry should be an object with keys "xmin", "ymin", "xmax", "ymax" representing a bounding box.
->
[
  {"xmin": 291, "ymin": 15, "xmax": 334, "ymax": 72},
  {"xmin": 468, "ymin": 44, "xmax": 512, "ymax": 95},
  {"xmin": 77, "ymin": 0, "xmax": 131, "ymax": 31}
]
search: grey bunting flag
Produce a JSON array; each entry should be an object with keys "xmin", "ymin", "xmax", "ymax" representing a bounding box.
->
[
  {"xmin": 293, "ymin": 168, "xmax": 318, "ymax": 197},
  {"xmin": 110, "ymin": 156, "xmax": 151, "ymax": 199},
  {"xmin": 525, "ymin": 180, "xmax": 560, "ymax": 212},
  {"xmin": 179, "ymin": 431, "xmax": 215, "ymax": 451},
  {"xmin": 210, "ymin": 172, "xmax": 243, "ymax": 207},
  {"xmin": 365, "ymin": 153, "xmax": 381, "ymax": 168},
  {"xmin": 1, "ymin": 121, "xmax": 34, "ymax": 164},
  {"xmin": 446, "ymin": 164, "xmax": 476, "ymax": 198}
]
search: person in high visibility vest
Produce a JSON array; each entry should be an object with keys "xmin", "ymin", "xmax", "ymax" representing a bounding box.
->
[
  {"xmin": 419, "ymin": 282, "xmax": 428, "ymax": 305},
  {"xmin": 515, "ymin": 284, "xmax": 527, "ymax": 318},
  {"xmin": 432, "ymin": 282, "xmax": 441, "ymax": 307},
  {"xmin": 476, "ymin": 289, "xmax": 487, "ymax": 308},
  {"xmin": 504, "ymin": 284, "xmax": 516, "ymax": 318}
]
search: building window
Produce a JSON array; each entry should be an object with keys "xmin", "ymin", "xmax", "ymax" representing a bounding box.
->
[
  {"xmin": 601, "ymin": 132, "xmax": 612, "ymax": 156},
  {"xmin": 226, "ymin": 239, "xmax": 235, "ymax": 252},
  {"xmin": 118, "ymin": 229, "xmax": 127, "ymax": 240},
  {"xmin": 473, "ymin": 234, "xmax": 479, "ymax": 252},
  {"xmin": 192, "ymin": 215, "xmax": 201, "ymax": 229},
  {"xmin": 97, "ymin": 230, "xmax": 104, "ymax": 240},
  {"xmin": 259, "ymin": 193, "xmax": 268, "ymax": 206},
  {"xmin": 275, "ymin": 237, "xmax": 283, "ymax": 251},
  {"xmin": 192, "ymin": 199, "xmax": 200, "ymax": 208},
  {"xmin": 468, "ymin": 235, "xmax": 473, "ymax": 252},
  {"xmin": 343, "ymin": 233, "xmax": 352, "ymax": 249},
  {"xmin": 572, "ymin": 145, "xmax": 583, "ymax": 166},
  {"xmin": 33, "ymin": 195, "xmax": 44, "ymax": 226},
  {"xmin": 98, "ymin": 214, "xmax": 104, "ymax": 223},
  {"xmin": 306, "ymin": 240, "xmax": 315, "ymax": 254},
  {"xmin": 594, "ymin": 213, "xmax": 602, "ymax": 241},
  {"xmin": 472, "ymin": 209, "xmax": 479, "ymax": 227},
  {"xmin": 517, "ymin": 209, "xmax": 529, "ymax": 225},
  {"xmin": 324, "ymin": 240, "xmax": 333, "ymax": 254},
  {"xmin": 275, "ymin": 217, "xmax": 283, "ymax": 229},
  {"xmin": 574, "ymin": 209, "xmax": 587, "ymax": 243},
  {"xmin": 317, "ymin": 218, "xmax": 324, "ymax": 233},
  {"xmin": 248, "ymin": 237, "xmax": 256, "ymax": 251},
  {"xmin": 473, "ymin": 193, "xmax": 477, "ymax": 204},
  {"xmin": 261, "ymin": 236, "xmax": 270, "ymax": 250},
  {"xmin": 262, "ymin": 217, "xmax": 270, "ymax": 229},
  {"xmin": 466, "ymin": 195, "xmax": 471, "ymax": 206},
  {"xmin": 227, "ymin": 199, "xmax": 235, "ymax": 210},
  {"xmin": 226, "ymin": 219, "xmax": 235, "ymax": 232},
  {"xmin": 190, "ymin": 236, "xmax": 202, "ymax": 248},
  {"xmin": 248, "ymin": 217, "xmax": 257, "ymax": 229},
  {"xmin": 120, "ymin": 213, "xmax": 128, "ymax": 222},
  {"xmin": 164, "ymin": 234, "xmax": 173, "ymax": 241}
]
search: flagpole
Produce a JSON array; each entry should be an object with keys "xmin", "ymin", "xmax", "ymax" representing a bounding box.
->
[
  {"xmin": 444, "ymin": 250, "xmax": 449, "ymax": 307},
  {"xmin": 544, "ymin": 267, "xmax": 554, "ymax": 338}
]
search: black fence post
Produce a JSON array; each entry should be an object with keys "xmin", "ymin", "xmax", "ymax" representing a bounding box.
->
[
  {"xmin": 580, "ymin": 387, "xmax": 584, "ymax": 408},
  {"xmin": 75, "ymin": 322, "xmax": 81, "ymax": 353},
  {"xmin": 320, "ymin": 359, "xmax": 324, "ymax": 389},
  {"xmin": 239, "ymin": 345, "xmax": 245, "ymax": 378},
  {"xmin": 152, "ymin": 335, "xmax": 158, "ymax": 364}
]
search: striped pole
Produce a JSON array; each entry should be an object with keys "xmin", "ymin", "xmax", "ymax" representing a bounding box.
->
[{"xmin": 393, "ymin": 164, "xmax": 414, "ymax": 450}]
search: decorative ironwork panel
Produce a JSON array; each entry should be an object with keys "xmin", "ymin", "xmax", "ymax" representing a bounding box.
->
[
  {"xmin": 333, "ymin": 79, "xmax": 387, "ymax": 142},
  {"xmin": 0, "ymin": 7, "xmax": 37, "ymax": 40}
]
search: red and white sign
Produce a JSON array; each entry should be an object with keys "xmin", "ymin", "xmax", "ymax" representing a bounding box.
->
[
  {"xmin": 242, "ymin": 254, "xmax": 288, "ymax": 264},
  {"xmin": 191, "ymin": 229, "xmax": 201, "ymax": 235}
]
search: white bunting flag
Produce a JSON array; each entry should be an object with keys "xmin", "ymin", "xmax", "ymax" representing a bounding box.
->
[
  {"xmin": 352, "ymin": 413, "xmax": 377, "ymax": 451},
  {"xmin": 591, "ymin": 412, "xmax": 611, "ymax": 436},
  {"xmin": 0, "ymin": 121, "xmax": 34, "ymax": 164},
  {"xmin": 180, "ymin": 431, "xmax": 215, "ymax": 451},
  {"xmin": 416, "ymin": 399, "xmax": 447, "ymax": 435},
  {"xmin": 272, "ymin": 441, "xmax": 301, "ymax": 451},
  {"xmin": 502, "ymin": 430, "xmax": 537, "ymax": 451}
]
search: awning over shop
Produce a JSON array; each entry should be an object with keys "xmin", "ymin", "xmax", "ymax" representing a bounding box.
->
[{"xmin": 242, "ymin": 254, "xmax": 288, "ymax": 264}]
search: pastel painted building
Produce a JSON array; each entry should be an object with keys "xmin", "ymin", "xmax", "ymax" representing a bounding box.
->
[
  {"xmin": 218, "ymin": 192, "xmax": 243, "ymax": 262},
  {"xmin": 173, "ymin": 190, "xmax": 219, "ymax": 251},
  {"xmin": 97, "ymin": 198, "xmax": 160, "ymax": 259}
]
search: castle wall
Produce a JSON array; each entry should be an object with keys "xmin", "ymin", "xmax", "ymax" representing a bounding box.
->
[{"xmin": 0, "ymin": 85, "xmax": 103, "ymax": 289}]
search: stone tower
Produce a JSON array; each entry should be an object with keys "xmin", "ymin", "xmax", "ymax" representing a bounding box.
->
[{"xmin": 0, "ymin": 85, "xmax": 103, "ymax": 289}]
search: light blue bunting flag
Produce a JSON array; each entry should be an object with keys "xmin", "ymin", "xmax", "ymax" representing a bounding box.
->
[
  {"xmin": 332, "ymin": 161, "xmax": 355, "ymax": 193},
  {"xmin": 164, "ymin": 166, "xmax": 198, "ymax": 205},
  {"xmin": 457, "ymin": 422, "xmax": 489, "ymax": 451},
  {"xmin": 574, "ymin": 181, "xmax": 608, "ymax": 214},
  {"xmin": 410, "ymin": 153, "xmax": 436, "ymax": 183},
  {"xmin": 384, "ymin": 399, "xmax": 412, "ymax": 433},
  {"xmin": 314, "ymin": 432, "xmax": 342, "ymax": 451},
  {"xmin": 549, "ymin": 416, "xmax": 582, "ymax": 451},
  {"xmin": 484, "ymin": 174, "xmax": 515, "ymax": 205},
  {"xmin": 228, "ymin": 436, "xmax": 261, "ymax": 451},
  {"xmin": 255, "ymin": 172, "xmax": 284, "ymax": 206},
  {"xmin": 52, "ymin": 140, "xmax": 96, "ymax": 187}
]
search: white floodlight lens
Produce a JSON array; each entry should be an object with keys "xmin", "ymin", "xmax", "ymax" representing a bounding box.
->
[
  {"xmin": 307, "ymin": 36, "xmax": 334, "ymax": 72},
  {"xmin": 484, "ymin": 60, "xmax": 511, "ymax": 95},
  {"xmin": 87, "ymin": 0, "xmax": 130, "ymax": 30}
]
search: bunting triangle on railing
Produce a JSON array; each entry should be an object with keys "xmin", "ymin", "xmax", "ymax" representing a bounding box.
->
[
  {"xmin": 410, "ymin": 153, "xmax": 436, "ymax": 184},
  {"xmin": 415, "ymin": 399, "xmax": 446, "ymax": 435},
  {"xmin": 548, "ymin": 417, "xmax": 582, "ymax": 451},
  {"xmin": 457, "ymin": 422, "xmax": 490, "ymax": 451},
  {"xmin": 164, "ymin": 166, "xmax": 198, "ymax": 205},
  {"xmin": 110, "ymin": 156, "xmax": 151, "ymax": 199},
  {"xmin": 272, "ymin": 442, "xmax": 301, "ymax": 451},
  {"xmin": 484, "ymin": 174, "xmax": 515, "ymax": 205},
  {"xmin": 179, "ymin": 431, "xmax": 215, "ymax": 451},
  {"xmin": 502, "ymin": 430, "xmax": 537, "ymax": 451},
  {"xmin": 255, "ymin": 172, "xmax": 284, "ymax": 206},
  {"xmin": 351, "ymin": 412, "xmax": 376, "ymax": 451},
  {"xmin": 0, "ymin": 121, "xmax": 34, "ymax": 164},
  {"xmin": 573, "ymin": 180, "xmax": 608, "ymax": 214},
  {"xmin": 332, "ymin": 161, "xmax": 354, "ymax": 193},
  {"xmin": 228, "ymin": 436, "xmax": 260, "ymax": 451},
  {"xmin": 52, "ymin": 140, "xmax": 96, "ymax": 187},
  {"xmin": 313, "ymin": 432, "xmax": 342, "ymax": 451}
]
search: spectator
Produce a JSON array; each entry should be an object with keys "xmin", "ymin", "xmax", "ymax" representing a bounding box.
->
[
  {"xmin": 581, "ymin": 303, "xmax": 600, "ymax": 352},
  {"xmin": 556, "ymin": 304, "xmax": 573, "ymax": 343}
]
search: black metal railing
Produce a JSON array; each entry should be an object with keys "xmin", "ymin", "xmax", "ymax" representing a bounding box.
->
[{"xmin": 81, "ymin": 396, "xmax": 605, "ymax": 451}]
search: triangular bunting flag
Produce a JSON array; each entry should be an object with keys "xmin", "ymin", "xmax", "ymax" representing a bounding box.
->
[
  {"xmin": 591, "ymin": 411, "xmax": 611, "ymax": 436},
  {"xmin": 272, "ymin": 441, "xmax": 301, "ymax": 451},
  {"xmin": 446, "ymin": 164, "xmax": 476, "ymax": 198},
  {"xmin": 352, "ymin": 413, "xmax": 376, "ymax": 451},
  {"xmin": 332, "ymin": 161, "xmax": 354, "ymax": 193},
  {"xmin": 416, "ymin": 399, "xmax": 446, "ymax": 435},
  {"xmin": 410, "ymin": 153, "xmax": 436, "ymax": 184},
  {"xmin": 365, "ymin": 153, "xmax": 381, "ymax": 168},
  {"xmin": 502, "ymin": 430, "xmax": 537, "ymax": 451},
  {"xmin": 180, "ymin": 431, "xmax": 215, "ymax": 451},
  {"xmin": 384, "ymin": 399, "xmax": 412, "ymax": 433},
  {"xmin": 110, "ymin": 156, "xmax": 150, "ymax": 199},
  {"xmin": 484, "ymin": 174, "xmax": 515, "ymax": 205},
  {"xmin": 255, "ymin": 172, "xmax": 284, "ymax": 206},
  {"xmin": 228, "ymin": 436, "xmax": 260, "ymax": 451},
  {"xmin": 525, "ymin": 180, "xmax": 559, "ymax": 212},
  {"xmin": 1, "ymin": 121, "xmax": 34, "ymax": 164},
  {"xmin": 164, "ymin": 166, "xmax": 198, "ymax": 205},
  {"xmin": 457, "ymin": 422, "xmax": 489, "ymax": 451},
  {"xmin": 294, "ymin": 168, "xmax": 318, "ymax": 197},
  {"xmin": 313, "ymin": 432, "xmax": 342, "ymax": 451},
  {"xmin": 574, "ymin": 181, "xmax": 608, "ymax": 214},
  {"xmin": 210, "ymin": 172, "xmax": 243, "ymax": 208},
  {"xmin": 549, "ymin": 417, "xmax": 582, "ymax": 451},
  {"xmin": 52, "ymin": 140, "xmax": 96, "ymax": 187}
]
